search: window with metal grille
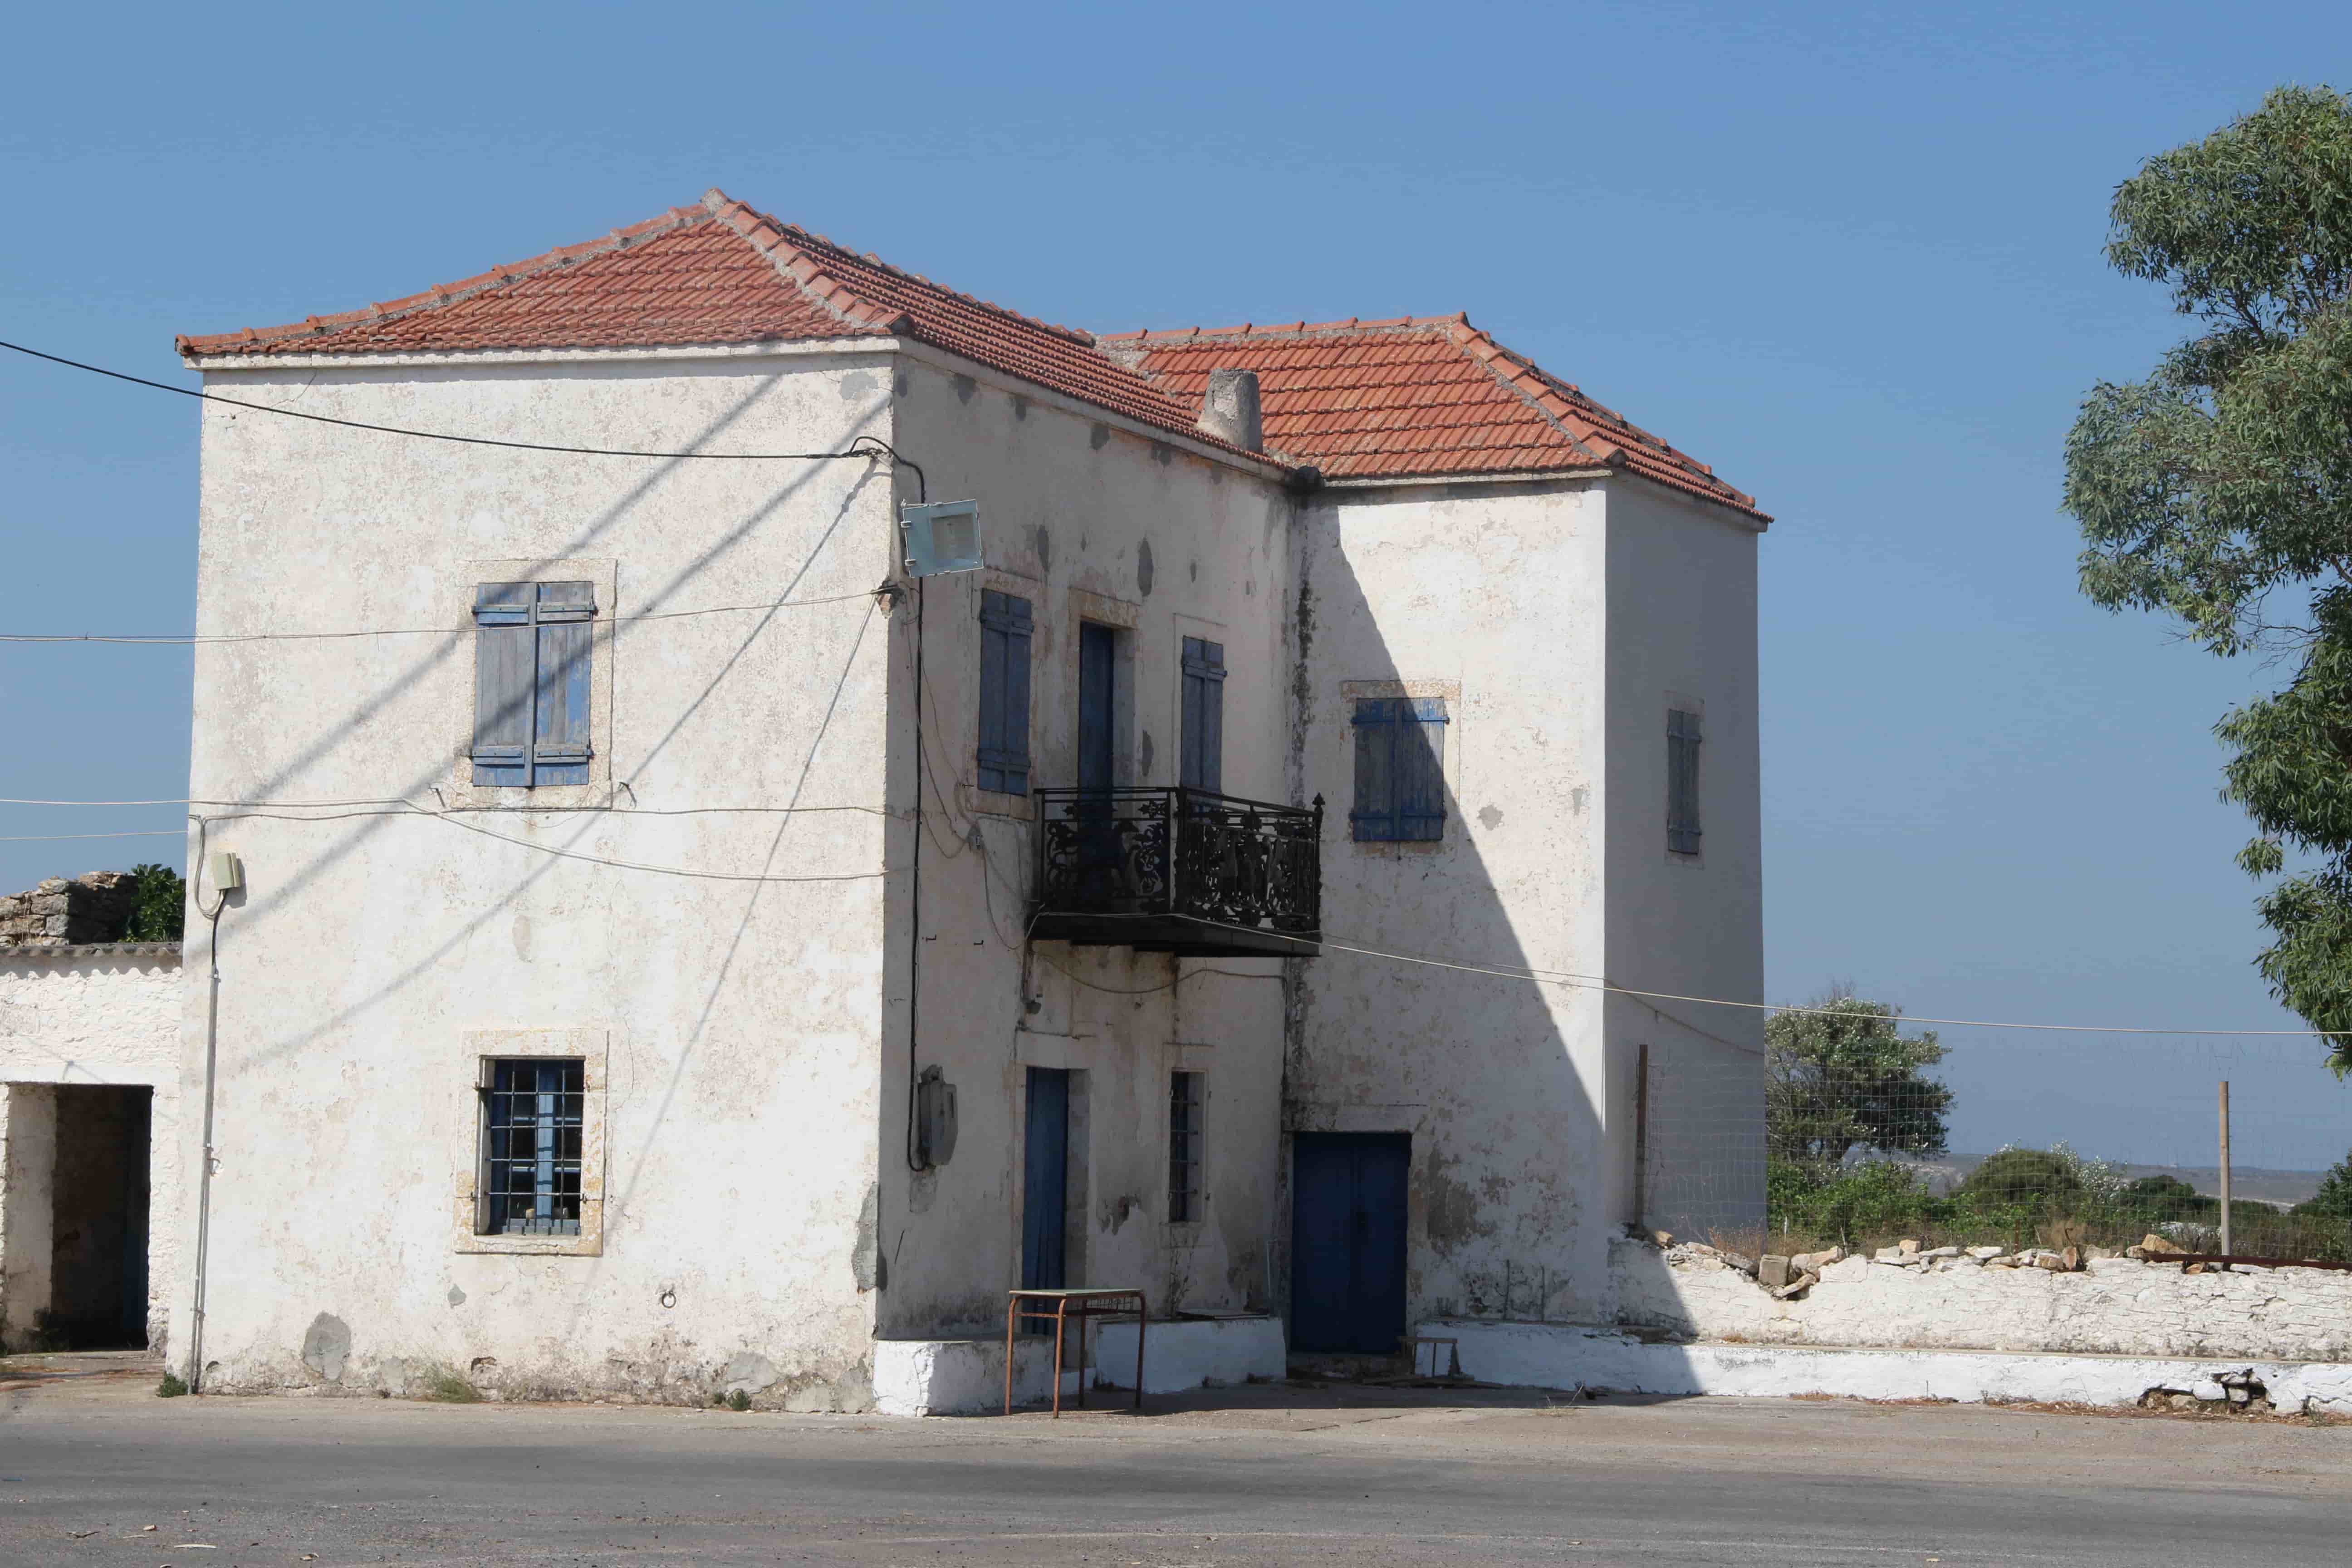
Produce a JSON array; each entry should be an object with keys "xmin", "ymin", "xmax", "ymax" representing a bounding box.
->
[
  {"xmin": 1168, "ymin": 1071, "xmax": 1205, "ymax": 1222},
  {"xmin": 1350, "ymin": 697, "xmax": 1447, "ymax": 842},
  {"xmin": 472, "ymin": 581, "xmax": 595, "ymax": 787},
  {"xmin": 480, "ymin": 1058, "xmax": 585, "ymax": 1236},
  {"xmin": 1667, "ymin": 707, "xmax": 1702, "ymax": 855}
]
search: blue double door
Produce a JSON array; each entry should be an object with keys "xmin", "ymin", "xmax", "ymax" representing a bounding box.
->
[{"xmin": 1289, "ymin": 1133, "xmax": 1411, "ymax": 1354}]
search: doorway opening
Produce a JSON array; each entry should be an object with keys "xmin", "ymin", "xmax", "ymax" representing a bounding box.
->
[
  {"xmin": 1021, "ymin": 1068, "xmax": 1072, "ymax": 1291},
  {"xmin": 1, "ymin": 1083, "xmax": 152, "ymax": 1352},
  {"xmin": 1290, "ymin": 1132, "xmax": 1409, "ymax": 1355}
]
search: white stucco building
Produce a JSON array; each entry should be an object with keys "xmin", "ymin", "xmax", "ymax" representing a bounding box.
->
[{"xmin": 142, "ymin": 189, "xmax": 1766, "ymax": 1406}]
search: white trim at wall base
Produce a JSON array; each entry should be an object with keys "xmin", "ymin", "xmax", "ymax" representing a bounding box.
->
[{"xmin": 1421, "ymin": 1320, "xmax": 2352, "ymax": 1414}]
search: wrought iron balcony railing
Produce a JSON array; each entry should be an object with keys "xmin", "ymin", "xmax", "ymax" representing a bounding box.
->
[{"xmin": 1031, "ymin": 787, "xmax": 1323, "ymax": 958}]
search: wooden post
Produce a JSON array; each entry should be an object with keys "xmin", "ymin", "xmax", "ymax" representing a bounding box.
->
[
  {"xmin": 1632, "ymin": 1044, "xmax": 1650, "ymax": 1231},
  {"xmin": 2219, "ymin": 1080, "xmax": 2233, "ymax": 1258}
]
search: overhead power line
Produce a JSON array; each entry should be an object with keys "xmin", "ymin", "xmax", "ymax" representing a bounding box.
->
[
  {"xmin": 0, "ymin": 340, "xmax": 926, "ymax": 495},
  {"xmin": 0, "ymin": 588, "xmax": 880, "ymax": 645}
]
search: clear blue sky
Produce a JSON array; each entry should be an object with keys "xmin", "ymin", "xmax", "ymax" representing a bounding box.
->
[{"xmin": 5, "ymin": 1, "xmax": 2349, "ymax": 1168}]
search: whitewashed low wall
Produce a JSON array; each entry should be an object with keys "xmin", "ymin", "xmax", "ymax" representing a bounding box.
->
[
  {"xmin": 1426, "ymin": 1319, "xmax": 2352, "ymax": 1414},
  {"xmin": 872, "ymin": 1316, "xmax": 1285, "ymax": 1414},
  {"xmin": 1092, "ymin": 1315, "xmax": 1284, "ymax": 1393},
  {"xmin": 1612, "ymin": 1235, "xmax": 2352, "ymax": 1362},
  {"xmin": 872, "ymin": 1338, "xmax": 1082, "ymax": 1416}
]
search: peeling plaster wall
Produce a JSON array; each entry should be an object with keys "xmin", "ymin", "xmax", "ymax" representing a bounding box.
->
[
  {"xmin": 1290, "ymin": 480, "xmax": 1613, "ymax": 1324},
  {"xmin": 876, "ymin": 354, "xmax": 1294, "ymax": 1337},
  {"xmin": 1615, "ymin": 1237, "xmax": 2352, "ymax": 1362},
  {"xmin": 1601, "ymin": 483, "xmax": 1767, "ymax": 1241},
  {"xmin": 176, "ymin": 351, "xmax": 895, "ymax": 1406},
  {"xmin": 0, "ymin": 950, "xmax": 182, "ymax": 1352}
]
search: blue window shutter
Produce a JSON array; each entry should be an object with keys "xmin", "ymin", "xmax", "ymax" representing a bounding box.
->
[
  {"xmin": 977, "ymin": 590, "xmax": 1032, "ymax": 794},
  {"xmin": 472, "ymin": 583, "xmax": 534, "ymax": 786},
  {"xmin": 472, "ymin": 581, "xmax": 594, "ymax": 788},
  {"xmin": 1398, "ymin": 697, "xmax": 1448, "ymax": 841},
  {"xmin": 1351, "ymin": 696, "xmax": 1446, "ymax": 842},
  {"xmin": 1667, "ymin": 708, "xmax": 1702, "ymax": 854},
  {"xmin": 1350, "ymin": 698, "xmax": 1396, "ymax": 841},
  {"xmin": 534, "ymin": 583, "xmax": 595, "ymax": 787},
  {"xmin": 1181, "ymin": 637, "xmax": 1225, "ymax": 793}
]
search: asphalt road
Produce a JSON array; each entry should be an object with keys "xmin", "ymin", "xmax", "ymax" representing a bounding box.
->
[{"xmin": 2, "ymin": 1359, "xmax": 2347, "ymax": 1565}]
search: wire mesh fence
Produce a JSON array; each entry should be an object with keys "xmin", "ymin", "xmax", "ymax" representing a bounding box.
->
[{"xmin": 1643, "ymin": 995, "xmax": 2352, "ymax": 1264}]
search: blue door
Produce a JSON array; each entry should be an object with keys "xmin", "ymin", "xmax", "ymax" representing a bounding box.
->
[
  {"xmin": 1290, "ymin": 1133, "xmax": 1411, "ymax": 1354},
  {"xmin": 1021, "ymin": 1068, "xmax": 1071, "ymax": 1290}
]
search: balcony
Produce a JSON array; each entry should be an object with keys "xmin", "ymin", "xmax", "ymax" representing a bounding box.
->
[{"xmin": 1031, "ymin": 787, "xmax": 1323, "ymax": 958}]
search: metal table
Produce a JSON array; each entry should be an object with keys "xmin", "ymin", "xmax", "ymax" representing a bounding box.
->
[{"xmin": 1003, "ymin": 1288, "xmax": 1148, "ymax": 1416}]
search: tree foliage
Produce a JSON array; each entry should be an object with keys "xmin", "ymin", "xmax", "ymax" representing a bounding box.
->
[
  {"xmin": 2062, "ymin": 86, "xmax": 2352, "ymax": 1072},
  {"xmin": 2301, "ymin": 1148, "xmax": 2352, "ymax": 1219},
  {"xmin": 122, "ymin": 862, "xmax": 184, "ymax": 942},
  {"xmin": 1764, "ymin": 990, "xmax": 1952, "ymax": 1178}
]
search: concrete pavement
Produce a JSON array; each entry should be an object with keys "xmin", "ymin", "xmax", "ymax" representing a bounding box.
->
[{"xmin": 1, "ymin": 1356, "xmax": 2346, "ymax": 1565}]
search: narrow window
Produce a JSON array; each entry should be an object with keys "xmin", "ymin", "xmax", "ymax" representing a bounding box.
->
[
  {"xmin": 1667, "ymin": 707, "xmax": 1702, "ymax": 855},
  {"xmin": 479, "ymin": 1058, "xmax": 585, "ymax": 1236},
  {"xmin": 1349, "ymin": 697, "xmax": 1448, "ymax": 842},
  {"xmin": 472, "ymin": 581, "xmax": 594, "ymax": 787},
  {"xmin": 1180, "ymin": 637, "xmax": 1225, "ymax": 793},
  {"xmin": 977, "ymin": 590, "xmax": 1033, "ymax": 794},
  {"xmin": 1168, "ymin": 1071, "xmax": 1205, "ymax": 1222}
]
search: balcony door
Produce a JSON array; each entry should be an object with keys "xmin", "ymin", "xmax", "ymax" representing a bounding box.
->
[{"xmin": 1077, "ymin": 622, "xmax": 1117, "ymax": 793}]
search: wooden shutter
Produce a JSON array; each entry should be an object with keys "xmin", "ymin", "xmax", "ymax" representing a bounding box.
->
[
  {"xmin": 1350, "ymin": 698, "xmax": 1397, "ymax": 840},
  {"xmin": 1351, "ymin": 696, "xmax": 1446, "ymax": 841},
  {"xmin": 472, "ymin": 583, "xmax": 535, "ymax": 786},
  {"xmin": 472, "ymin": 580, "xmax": 594, "ymax": 788},
  {"xmin": 1667, "ymin": 708, "xmax": 1702, "ymax": 854},
  {"xmin": 1180, "ymin": 637, "xmax": 1225, "ymax": 793},
  {"xmin": 977, "ymin": 590, "xmax": 1032, "ymax": 794},
  {"xmin": 1397, "ymin": 697, "xmax": 1448, "ymax": 842},
  {"xmin": 534, "ymin": 583, "xmax": 594, "ymax": 787}
]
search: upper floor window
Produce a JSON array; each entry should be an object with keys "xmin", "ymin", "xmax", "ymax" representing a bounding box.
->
[
  {"xmin": 1180, "ymin": 637, "xmax": 1225, "ymax": 793},
  {"xmin": 977, "ymin": 590, "xmax": 1033, "ymax": 794},
  {"xmin": 1667, "ymin": 706, "xmax": 1702, "ymax": 856},
  {"xmin": 471, "ymin": 581, "xmax": 594, "ymax": 787},
  {"xmin": 1350, "ymin": 697, "xmax": 1447, "ymax": 842}
]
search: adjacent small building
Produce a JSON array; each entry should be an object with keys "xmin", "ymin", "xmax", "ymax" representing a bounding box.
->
[{"xmin": 37, "ymin": 188, "xmax": 1766, "ymax": 1406}]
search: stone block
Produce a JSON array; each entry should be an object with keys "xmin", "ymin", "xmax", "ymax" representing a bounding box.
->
[{"xmin": 1759, "ymin": 1255, "xmax": 1792, "ymax": 1289}]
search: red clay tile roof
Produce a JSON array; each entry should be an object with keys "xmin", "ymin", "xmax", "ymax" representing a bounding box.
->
[
  {"xmin": 177, "ymin": 195, "xmax": 1760, "ymax": 516},
  {"xmin": 176, "ymin": 190, "xmax": 1238, "ymax": 457},
  {"xmin": 1101, "ymin": 316, "xmax": 1764, "ymax": 520}
]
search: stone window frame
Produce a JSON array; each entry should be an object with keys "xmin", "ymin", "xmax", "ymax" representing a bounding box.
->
[{"xmin": 451, "ymin": 1027, "xmax": 611, "ymax": 1257}]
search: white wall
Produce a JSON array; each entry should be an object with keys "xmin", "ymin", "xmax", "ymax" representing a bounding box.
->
[
  {"xmin": 0, "ymin": 946, "xmax": 183, "ymax": 1352},
  {"xmin": 1618, "ymin": 1237, "xmax": 2352, "ymax": 1361},
  {"xmin": 177, "ymin": 348, "xmax": 897, "ymax": 1405},
  {"xmin": 1602, "ymin": 482, "xmax": 1768, "ymax": 1243},
  {"xmin": 877, "ymin": 350, "xmax": 1295, "ymax": 1338},
  {"xmin": 1291, "ymin": 478, "xmax": 1614, "ymax": 1324}
]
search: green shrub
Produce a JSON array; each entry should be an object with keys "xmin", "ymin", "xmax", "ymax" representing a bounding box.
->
[
  {"xmin": 726, "ymin": 1388, "xmax": 751, "ymax": 1412},
  {"xmin": 156, "ymin": 1372, "xmax": 188, "ymax": 1398},
  {"xmin": 123, "ymin": 862, "xmax": 185, "ymax": 942}
]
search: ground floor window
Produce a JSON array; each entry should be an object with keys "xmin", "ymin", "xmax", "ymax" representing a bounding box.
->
[
  {"xmin": 480, "ymin": 1058, "xmax": 584, "ymax": 1236},
  {"xmin": 1168, "ymin": 1071, "xmax": 1205, "ymax": 1222}
]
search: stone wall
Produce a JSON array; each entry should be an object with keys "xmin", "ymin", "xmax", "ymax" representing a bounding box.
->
[
  {"xmin": 1611, "ymin": 1233, "xmax": 2352, "ymax": 1362},
  {"xmin": 0, "ymin": 873, "xmax": 139, "ymax": 949}
]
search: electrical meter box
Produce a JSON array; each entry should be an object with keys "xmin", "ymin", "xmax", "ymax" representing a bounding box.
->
[{"xmin": 915, "ymin": 1065, "xmax": 958, "ymax": 1167}]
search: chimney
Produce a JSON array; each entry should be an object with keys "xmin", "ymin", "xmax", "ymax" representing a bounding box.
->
[{"xmin": 1195, "ymin": 368, "xmax": 1263, "ymax": 451}]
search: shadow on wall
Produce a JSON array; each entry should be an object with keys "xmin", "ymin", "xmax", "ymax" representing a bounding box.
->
[{"xmin": 1283, "ymin": 493, "xmax": 1612, "ymax": 1341}]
